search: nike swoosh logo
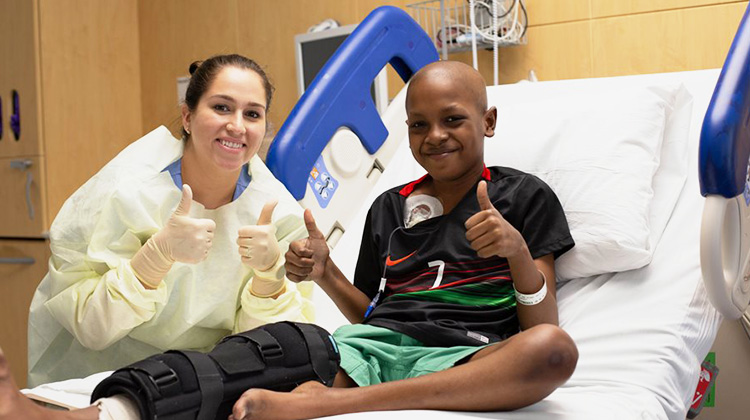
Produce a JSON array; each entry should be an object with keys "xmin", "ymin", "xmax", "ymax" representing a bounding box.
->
[{"xmin": 385, "ymin": 251, "xmax": 416, "ymax": 267}]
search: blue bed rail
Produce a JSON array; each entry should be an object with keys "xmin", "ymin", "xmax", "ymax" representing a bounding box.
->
[
  {"xmin": 266, "ymin": 6, "xmax": 438, "ymax": 199},
  {"xmin": 699, "ymin": 2, "xmax": 750, "ymax": 198}
]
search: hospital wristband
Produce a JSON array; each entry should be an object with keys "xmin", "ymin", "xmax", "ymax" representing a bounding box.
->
[{"xmin": 513, "ymin": 270, "xmax": 547, "ymax": 306}]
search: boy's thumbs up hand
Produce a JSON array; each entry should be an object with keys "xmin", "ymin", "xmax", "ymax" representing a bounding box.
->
[
  {"xmin": 285, "ymin": 209, "xmax": 330, "ymax": 283},
  {"xmin": 465, "ymin": 181, "xmax": 525, "ymax": 259},
  {"xmin": 476, "ymin": 180, "xmax": 494, "ymax": 211},
  {"xmin": 303, "ymin": 209, "xmax": 326, "ymax": 243},
  {"xmin": 238, "ymin": 200, "xmax": 281, "ymax": 271}
]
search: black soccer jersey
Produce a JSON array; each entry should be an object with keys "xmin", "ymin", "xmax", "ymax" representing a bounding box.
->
[{"xmin": 354, "ymin": 166, "xmax": 574, "ymax": 347}]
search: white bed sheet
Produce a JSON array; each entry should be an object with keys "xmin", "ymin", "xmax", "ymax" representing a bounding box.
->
[{"xmin": 317, "ymin": 69, "xmax": 724, "ymax": 420}]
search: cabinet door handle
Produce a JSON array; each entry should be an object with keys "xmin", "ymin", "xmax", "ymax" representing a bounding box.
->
[
  {"xmin": 0, "ymin": 257, "xmax": 35, "ymax": 265},
  {"xmin": 10, "ymin": 159, "xmax": 35, "ymax": 220},
  {"xmin": 10, "ymin": 90, "xmax": 20, "ymax": 140},
  {"xmin": 0, "ymin": 94, "xmax": 4, "ymax": 140}
]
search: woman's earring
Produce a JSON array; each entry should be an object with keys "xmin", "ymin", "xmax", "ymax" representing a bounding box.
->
[{"xmin": 185, "ymin": 128, "xmax": 191, "ymax": 135}]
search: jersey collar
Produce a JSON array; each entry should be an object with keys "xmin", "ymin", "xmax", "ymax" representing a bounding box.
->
[{"xmin": 398, "ymin": 165, "xmax": 491, "ymax": 197}]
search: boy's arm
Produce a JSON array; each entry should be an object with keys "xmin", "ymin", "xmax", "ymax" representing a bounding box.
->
[
  {"xmin": 465, "ymin": 181, "xmax": 559, "ymax": 329},
  {"xmin": 507, "ymin": 250, "xmax": 559, "ymax": 329},
  {"xmin": 285, "ymin": 209, "xmax": 371, "ymax": 323}
]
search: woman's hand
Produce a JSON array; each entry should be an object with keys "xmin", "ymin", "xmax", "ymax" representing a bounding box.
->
[
  {"xmin": 155, "ymin": 184, "xmax": 216, "ymax": 263},
  {"xmin": 130, "ymin": 185, "xmax": 215, "ymax": 288},
  {"xmin": 237, "ymin": 200, "xmax": 280, "ymax": 271},
  {"xmin": 237, "ymin": 200, "xmax": 286, "ymax": 298}
]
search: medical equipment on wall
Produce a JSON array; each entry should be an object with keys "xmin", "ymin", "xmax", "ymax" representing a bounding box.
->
[
  {"xmin": 699, "ymin": 4, "xmax": 750, "ymax": 324},
  {"xmin": 267, "ymin": 6, "xmax": 439, "ymax": 248},
  {"xmin": 407, "ymin": 0, "xmax": 527, "ymax": 85}
]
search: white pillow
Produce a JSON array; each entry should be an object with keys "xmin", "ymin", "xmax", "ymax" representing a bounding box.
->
[{"xmin": 488, "ymin": 83, "xmax": 691, "ymax": 280}]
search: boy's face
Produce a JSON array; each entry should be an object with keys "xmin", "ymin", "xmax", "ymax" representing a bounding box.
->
[{"xmin": 405, "ymin": 75, "xmax": 496, "ymax": 184}]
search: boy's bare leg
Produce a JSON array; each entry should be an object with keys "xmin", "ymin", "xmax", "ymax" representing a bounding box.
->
[
  {"xmin": 230, "ymin": 324, "xmax": 578, "ymax": 420},
  {"xmin": 0, "ymin": 347, "xmax": 99, "ymax": 420}
]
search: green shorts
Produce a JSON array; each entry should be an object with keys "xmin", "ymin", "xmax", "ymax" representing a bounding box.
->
[{"xmin": 332, "ymin": 324, "xmax": 487, "ymax": 387}]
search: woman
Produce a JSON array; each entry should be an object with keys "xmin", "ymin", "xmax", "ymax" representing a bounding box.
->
[{"xmin": 27, "ymin": 54, "xmax": 314, "ymax": 387}]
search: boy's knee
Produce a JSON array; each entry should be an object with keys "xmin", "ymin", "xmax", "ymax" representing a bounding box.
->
[{"xmin": 525, "ymin": 324, "xmax": 578, "ymax": 382}]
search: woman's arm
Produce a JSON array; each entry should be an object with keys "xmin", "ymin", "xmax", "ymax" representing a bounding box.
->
[{"xmin": 43, "ymin": 246, "xmax": 169, "ymax": 351}]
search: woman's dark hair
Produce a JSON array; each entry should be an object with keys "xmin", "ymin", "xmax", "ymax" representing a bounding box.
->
[{"xmin": 182, "ymin": 54, "xmax": 274, "ymax": 139}]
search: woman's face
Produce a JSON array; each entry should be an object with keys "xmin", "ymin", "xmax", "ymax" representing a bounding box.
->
[{"xmin": 182, "ymin": 66, "xmax": 267, "ymax": 172}]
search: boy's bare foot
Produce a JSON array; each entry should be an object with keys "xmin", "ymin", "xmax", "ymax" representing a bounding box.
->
[
  {"xmin": 229, "ymin": 381, "xmax": 344, "ymax": 420},
  {"xmin": 0, "ymin": 347, "xmax": 98, "ymax": 420}
]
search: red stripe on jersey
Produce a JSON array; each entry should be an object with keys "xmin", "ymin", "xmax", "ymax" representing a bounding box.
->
[
  {"xmin": 398, "ymin": 165, "xmax": 491, "ymax": 197},
  {"xmin": 394, "ymin": 275, "xmax": 512, "ymax": 294},
  {"xmin": 407, "ymin": 262, "xmax": 511, "ymax": 281},
  {"xmin": 388, "ymin": 258, "xmax": 509, "ymax": 280},
  {"xmin": 387, "ymin": 263, "xmax": 511, "ymax": 294},
  {"xmin": 399, "ymin": 174, "xmax": 429, "ymax": 197}
]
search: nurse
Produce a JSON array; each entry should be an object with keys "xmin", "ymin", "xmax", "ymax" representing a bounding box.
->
[{"xmin": 27, "ymin": 54, "xmax": 313, "ymax": 387}]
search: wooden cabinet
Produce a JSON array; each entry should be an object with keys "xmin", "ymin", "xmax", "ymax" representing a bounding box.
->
[
  {"xmin": 0, "ymin": 240, "xmax": 49, "ymax": 389},
  {"xmin": 0, "ymin": 0, "xmax": 142, "ymax": 237},
  {"xmin": 0, "ymin": 0, "xmax": 142, "ymax": 388}
]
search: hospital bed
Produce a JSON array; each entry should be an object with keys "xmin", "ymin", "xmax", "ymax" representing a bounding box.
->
[
  {"xmin": 23, "ymin": 5, "xmax": 750, "ymax": 420},
  {"xmin": 266, "ymin": 5, "xmax": 750, "ymax": 420},
  {"xmin": 308, "ymin": 68, "xmax": 721, "ymax": 420}
]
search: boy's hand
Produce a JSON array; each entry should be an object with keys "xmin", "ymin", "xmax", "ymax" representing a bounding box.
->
[
  {"xmin": 285, "ymin": 209, "xmax": 329, "ymax": 282},
  {"xmin": 465, "ymin": 180, "xmax": 525, "ymax": 259}
]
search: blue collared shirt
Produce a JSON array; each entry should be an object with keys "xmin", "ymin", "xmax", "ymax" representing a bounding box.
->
[{"xmin": 163, "ymin": 158, "xmax": 251, "ymax": 201}]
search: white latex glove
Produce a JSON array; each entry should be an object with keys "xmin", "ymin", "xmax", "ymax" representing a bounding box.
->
[
  {"xmin": 237, "ymin": 200, "xmax": 283, "ymax": 297},
  {"xmin": 131, "ymin": 184, "xmax": 216, "ymax": 288}
]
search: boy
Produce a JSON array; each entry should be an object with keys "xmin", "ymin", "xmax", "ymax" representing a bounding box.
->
[{"xmin": 233, "ymin": 61, "xmax": 578, "ymax": 420}]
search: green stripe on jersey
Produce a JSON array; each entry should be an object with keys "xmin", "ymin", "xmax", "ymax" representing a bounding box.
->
[{"xmin": 386, "ymin": 282, "xmax": 515, "ymax": 307}]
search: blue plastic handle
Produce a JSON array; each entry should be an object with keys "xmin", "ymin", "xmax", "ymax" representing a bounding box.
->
[
  {"xmin": 699, "ymin": 2, "xmax": 750, "ymax": 197},
  {"xmin": 267, "ymin": 6, "xmax": 439, "ymax": 199}
]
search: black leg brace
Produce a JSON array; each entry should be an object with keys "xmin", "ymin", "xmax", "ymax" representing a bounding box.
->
[{"xmin": 90, "ymin": 321, "xmax": 340, "ymax": 420}]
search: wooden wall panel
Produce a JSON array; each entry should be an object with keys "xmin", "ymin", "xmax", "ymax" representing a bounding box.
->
[
  {"xmin": 591, "ymin": 0, "xmax": 744, "ymax": 19},
  {"xmin": 525, "ymin": 0, "xmax": 591, "ymax": 26},
  {"xmin": 591, "ymin": 2, "xmax": 747, "ymax": 77},
  {"xmin": 236, "ymin": 0, "xmax": 359, "ymax": 136},
  {"xmin": 39, "ymin": 0, "xmax": 143, "ymax": 223},
  {"xmin": 139, "ymin": 0, "xmax": 240, "ymax": 137},
  {"xmin": 484, "ymin": 20, "xmax": 593, "ymax": 83}
]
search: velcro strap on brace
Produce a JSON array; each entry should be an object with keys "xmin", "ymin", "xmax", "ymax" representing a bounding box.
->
[
  {"xmin": 292, "ymin": 322, "xmax": 338, "ymax": 386},
  {"xmin": 224, "ymin": 327, "xmax": 285, "ymax": 365},
  {"xmin": 170, "ymin": 351, "xmax": 223, "ymax": 420},
  {"xmin": 91, "ymin": 321, "xmax": 340, "ymax": 420}
]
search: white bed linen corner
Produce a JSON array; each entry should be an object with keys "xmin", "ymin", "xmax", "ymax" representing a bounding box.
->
[{"xmin": 316, "ymin": 69, "xmax": 724, "ymax": 420}]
